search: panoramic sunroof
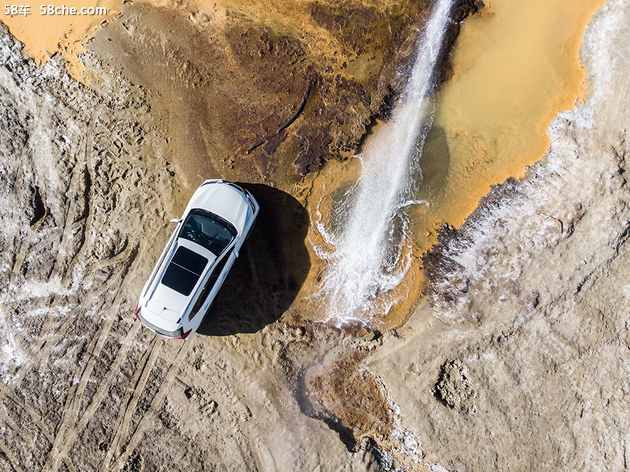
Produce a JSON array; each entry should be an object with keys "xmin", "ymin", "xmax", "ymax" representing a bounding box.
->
[{"xmin": 161, "ymin": 246, "xmax": 208, "ymax": 296}]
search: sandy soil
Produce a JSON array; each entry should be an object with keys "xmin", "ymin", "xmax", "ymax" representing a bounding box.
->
[
  {"xmin": 0, "ymin": 0, "xmax": 628, "ymax": 471},
  {"xmin": 0, "ymin": 24, "xmax": 372, "ymax": 470}
]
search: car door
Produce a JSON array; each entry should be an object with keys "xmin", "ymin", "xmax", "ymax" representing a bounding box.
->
[{"xmin": 188, "ymin": 245, "xmax": 238, "ymax": 332}]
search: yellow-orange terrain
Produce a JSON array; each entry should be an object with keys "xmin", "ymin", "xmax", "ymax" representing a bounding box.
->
[{"xmin": 0, "ymin": 0, "xmax": 608, "ymax": 329}]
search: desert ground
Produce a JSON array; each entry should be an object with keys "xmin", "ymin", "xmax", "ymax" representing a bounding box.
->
[{"xmin": 0, "ymin": 0, "xmax": 628, "ymax": 470}]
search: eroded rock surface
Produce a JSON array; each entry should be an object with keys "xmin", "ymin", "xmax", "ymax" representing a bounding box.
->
[{"xmin": 434, "ymin": 360, "xmax": 477, "ymax": 415}]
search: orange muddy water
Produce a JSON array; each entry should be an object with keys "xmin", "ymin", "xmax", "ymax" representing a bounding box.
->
[
  {"xmin": 424, "ymin": 0, "xmax": 608, "ymax": 230},
  {"xmin": 302, "ymin": 0, "xmax": 608, "ymax": 329}
]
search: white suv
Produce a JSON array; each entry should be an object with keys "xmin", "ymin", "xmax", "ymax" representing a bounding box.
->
[{"xmin": 135, "ymin": 180, "xmax": 259, "ymax": 339}]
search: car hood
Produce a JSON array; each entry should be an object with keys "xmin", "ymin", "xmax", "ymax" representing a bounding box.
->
[{"xmin": 187, "ymin": 182, "xmax": 250, "ymax": 233}]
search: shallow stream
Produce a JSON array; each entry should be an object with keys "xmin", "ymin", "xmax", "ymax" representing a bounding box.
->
[{"xmin": 306, "ymin": 0, "xmax": 607, "ymax": 329}]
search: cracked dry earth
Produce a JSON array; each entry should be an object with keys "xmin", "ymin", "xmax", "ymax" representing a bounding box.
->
[{"xmin": 1, "ymin": 0, "xmax": 630, "ymax": 471}]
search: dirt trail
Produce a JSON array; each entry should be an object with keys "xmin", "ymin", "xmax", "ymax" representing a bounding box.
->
[{"xmin": 0, "ymin": 22, "xmax": 182, "ymax": 469}]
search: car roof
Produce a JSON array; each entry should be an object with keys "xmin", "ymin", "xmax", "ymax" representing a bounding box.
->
[{"xmin": 144, "ymin": 238, "xmax": 218, "ymax": 325}]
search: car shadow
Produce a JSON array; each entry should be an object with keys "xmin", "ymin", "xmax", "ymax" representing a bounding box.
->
[{"xmin": 197, "ymin": 183, "xmax": 310, "ymax": 336}]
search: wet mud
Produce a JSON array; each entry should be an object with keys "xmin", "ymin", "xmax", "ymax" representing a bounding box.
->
[
  {"xmin": 87, "ymin": 0, "xmax": 444, "ymax": 187},
  {"xmin": 307, "ymin": 348, "xmax": 394, "ymax": 449}
]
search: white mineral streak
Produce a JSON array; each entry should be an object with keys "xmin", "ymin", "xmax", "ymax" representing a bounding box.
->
[{"xmin": 317, "ymin": 0, "xmax": 453, "ymax": 325}]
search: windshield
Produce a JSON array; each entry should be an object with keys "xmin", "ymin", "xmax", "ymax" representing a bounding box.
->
[{"xmin": 180, "ymin": 209, "xmax": 236, "ymax": 256}]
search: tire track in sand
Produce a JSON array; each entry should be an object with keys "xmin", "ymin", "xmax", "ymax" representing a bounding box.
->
[
  {"xmin": 0, "ymin": 437, "xmax": 25, "ymax": 472},
  {"xmin": 0, "ymin": 383, "xmax": 52, "ymax": 442},
  {"xmin": 0, "ymin": 276, "xmax": 115, "ymax": 411},
  {"xmin": 101, "ymin": 336, "xmax": 162, "ymax": 470},
  {"xmin": 110, "ymin": 341, "xmax": 193, "ymax": 471},
  {"xmin": 43, "ymin": 232, "xmax": 160, "ymax": 469},
  {"xmin": 41, "ymin": 320, "xmax": 144, "ymax": 472},
  {"xmin": 38, "ymin": 313, "xmax": 119, "ymax": 467},
  {"xmin": 0, "ymin": 241, "xmax": 138, "ymax": 408}
]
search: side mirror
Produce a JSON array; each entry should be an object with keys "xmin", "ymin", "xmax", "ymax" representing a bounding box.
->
[{"xmin": 170, "ymin": 218, "xmax": 182, "ymax": 224}]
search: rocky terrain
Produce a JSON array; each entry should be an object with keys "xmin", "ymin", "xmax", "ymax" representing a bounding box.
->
[{"xmin": 0, "ymin": 0, "xmax": 628, "ymax": 471}]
